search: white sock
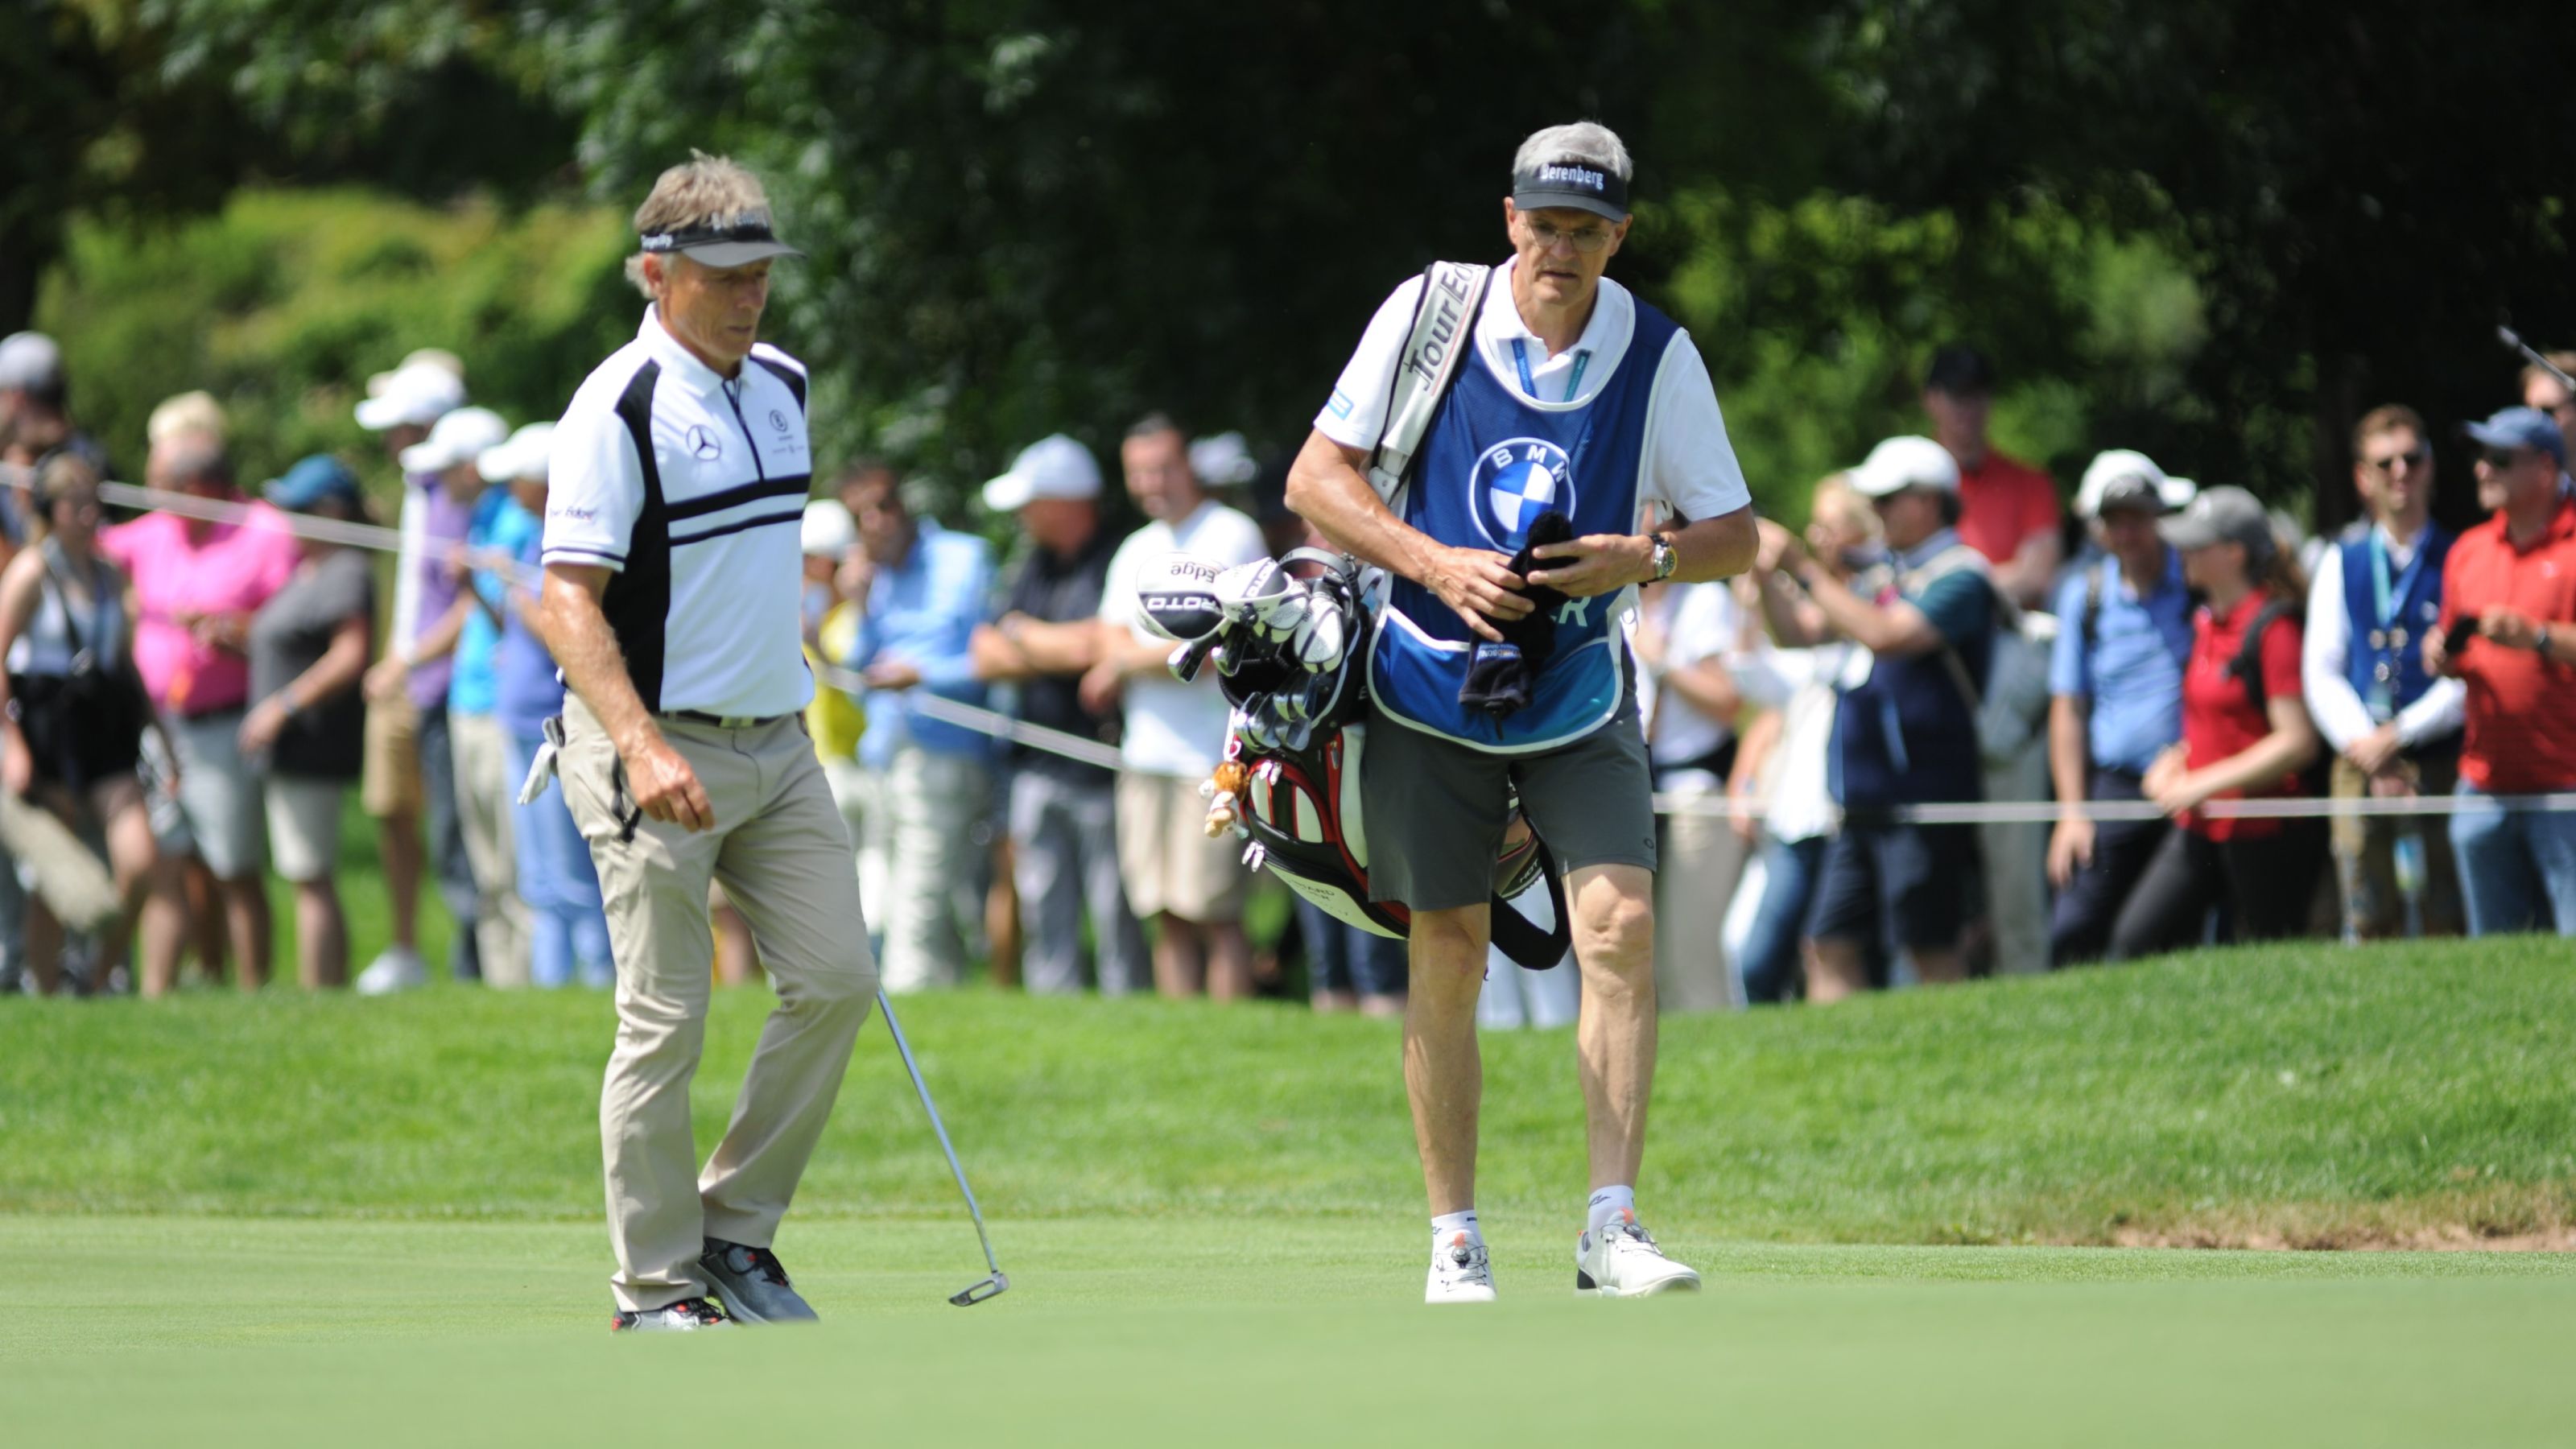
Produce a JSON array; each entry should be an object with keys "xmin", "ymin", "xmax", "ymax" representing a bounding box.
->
[
  {"xmin": 1430, "ymin": 1209, "xmax": 1483, "ymax": 1246},
  {"xmin": 1586, "ymin": 1186, "xmax": 1636, "ymax": 1236}
]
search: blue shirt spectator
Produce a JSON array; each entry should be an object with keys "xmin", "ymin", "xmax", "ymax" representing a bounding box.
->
[
  {"xmin": 478, "ymin": 496, "xmax": 561, "ymax": 736},
  {"xmin": 2047, "ymin": 545, "xmax": 2194, "ymax": 775},
  {"xmin": 1829, "ymin": 528, "xmax": 1995, "ymax": 811},
  {"xmin": 448, "ymin": 486, "xmax": 510, "ymax": 717},
  {"xmin": 847, "ymin": 518, "xmax": 994, "ymax": 770}
]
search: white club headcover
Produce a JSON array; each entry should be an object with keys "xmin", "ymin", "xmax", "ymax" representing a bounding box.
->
[
  {"xmin": 1135, "ymin": 551, "xmax": 1232, "ymax": 642},
  {"xmin": 1212, "ymin": 558, "xmax": 1294, "ymax": 630}
]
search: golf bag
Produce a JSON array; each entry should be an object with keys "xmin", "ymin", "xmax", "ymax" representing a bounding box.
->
[{"xmin": 1133, "ymin": 549, "xmax": 1572, "ymax": 970}]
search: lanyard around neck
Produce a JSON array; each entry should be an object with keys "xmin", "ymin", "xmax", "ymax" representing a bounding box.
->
[
  {"xmin": 1510, "ymin": 337, "xmax": 1590, "ymax": 402},
  {"xmin": 2364, "ymin": 526, "xmax": 2426, "ymax": 633}
]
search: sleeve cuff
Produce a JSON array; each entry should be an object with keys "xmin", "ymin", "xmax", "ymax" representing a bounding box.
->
[{"xmin": 540, "ymin": 547, "xmax": 625, "ymax": 572}]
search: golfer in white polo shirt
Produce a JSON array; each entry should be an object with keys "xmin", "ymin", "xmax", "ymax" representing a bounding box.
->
[{"xmin": 535, "ymin": 153, "xmax": 877, "ymax": 1331}]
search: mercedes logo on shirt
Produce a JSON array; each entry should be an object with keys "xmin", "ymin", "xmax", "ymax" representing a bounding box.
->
[
  {"xmin": 769, "ymin": 409, "xmax": 790, "ymax": 432},
  {"xmin": 685, "ymin": 424, "xmax": 724, "ymax": 460}
]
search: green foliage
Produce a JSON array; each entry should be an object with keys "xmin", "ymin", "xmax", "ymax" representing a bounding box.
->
[
  {"xmin": 35, "ymin": 188, "xmax": 633, "ymax": 494},
  {"xmin": 1651, "ymin": 187, "xmax": 2208, "ymax": 518}
]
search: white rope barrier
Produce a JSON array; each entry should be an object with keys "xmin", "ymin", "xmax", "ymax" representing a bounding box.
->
[{"xmin": 19, "ymin": 468, "xmax": 2561, "ymax": 826}]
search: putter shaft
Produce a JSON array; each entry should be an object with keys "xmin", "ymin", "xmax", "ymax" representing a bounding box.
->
[{"xmin": 877, "ymin": 991, "xmax": 1009, "ymax": 1300}]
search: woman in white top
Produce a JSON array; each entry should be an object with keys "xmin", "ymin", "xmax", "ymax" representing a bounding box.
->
[
  {"xmin": 0, "ymin": 456, "xmax": 184, "ymax": 994},
  {"xmin": 1633, "ymin": 572, "xmax": 1748, "ymax": 1010}
]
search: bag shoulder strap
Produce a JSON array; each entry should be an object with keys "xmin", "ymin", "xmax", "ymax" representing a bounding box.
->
[
  {"xmin": 35, "ymin": 537, "xmax": 100, "ymax": 663},
  {"xmin": 2229, "ymin": 598, "xmax": 2296, "ymax": 714},
  {"xmin": 1364, "ymin": 262, "xmax": 1493, "ymax": 511},
  {"xmin": 2082, "ymin": 559, "xmax": 2108, "ymax": 651}
]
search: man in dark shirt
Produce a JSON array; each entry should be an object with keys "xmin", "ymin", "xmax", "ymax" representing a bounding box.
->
[{"xmin": 972, "ymin": 435, "xmax": 1150, "ymax": 993}]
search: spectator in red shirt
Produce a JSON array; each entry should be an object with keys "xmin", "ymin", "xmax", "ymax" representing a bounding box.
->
[
  {"xmin": 2423, "ymin": 407, "xmax": 2576, "ymax": 935},
  {"xmin": 1923, "ymin": 345, "xmax": 2061, "ymax": 608},
  {"xmin": 2107, "ymin": 486, "xmax": 2322, "ymax": 959}
]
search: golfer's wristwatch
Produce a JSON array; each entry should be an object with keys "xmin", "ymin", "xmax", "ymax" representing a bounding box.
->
[{"xmin": 1646, "ymin": 531, "xmax": 1678, "ymax": 583}]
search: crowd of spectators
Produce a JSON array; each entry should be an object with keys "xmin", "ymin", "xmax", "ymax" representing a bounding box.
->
[{"xmin": 3, "ymin": 322, "xmax": 2575, "ymax": 1008}]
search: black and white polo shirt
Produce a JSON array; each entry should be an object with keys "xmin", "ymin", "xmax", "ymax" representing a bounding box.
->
[{"xmin": 544, "ymin": 308, "xmax": 818, "ymax": 718}]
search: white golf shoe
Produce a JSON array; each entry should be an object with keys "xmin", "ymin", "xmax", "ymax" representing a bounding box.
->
[
  {"xmin": 355, "ymin": 944, "xmax": 429, "ymax": 996},
  {"xmin": 1426, "ymin": 1230, "xmax": 1497, "ymax": 1304},
  {"xmin": 1575, "ymin": 1211, "xmax": 1701, "ymax": 1298}
]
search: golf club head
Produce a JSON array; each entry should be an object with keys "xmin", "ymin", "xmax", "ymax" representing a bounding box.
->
[
  {"xmin": 949, "ymin": 1271, "xmax": 1009, "ymax": 1307},
  {"xmin": 1137, "ymin": 552, "xmax": 1231, "ymax": 643},
  {"xmin": 1168, "ymin": 635, "xmax": 1219, "ymax": 682},
  {"xmin": 1212, "ymin": 558, "xmax": 1294, "ymax": 630}
]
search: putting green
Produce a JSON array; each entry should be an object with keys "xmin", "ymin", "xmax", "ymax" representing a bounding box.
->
[{"xmin": 8, "ymin": 1216, "xmax": 2572, "ymax": 1447}]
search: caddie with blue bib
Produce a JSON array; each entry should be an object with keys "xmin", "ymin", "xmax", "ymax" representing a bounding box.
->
[{"xmin": 1285, "ymin": 122, "xmax": 1757, "ymax": 1304}]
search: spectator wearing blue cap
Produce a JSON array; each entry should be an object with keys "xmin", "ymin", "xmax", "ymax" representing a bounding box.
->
[
  {"xmin": 2424, "ymin": 407, "xmax": 2576, "ymax": 935},
  {"xmin": 245, "ymin": 456, "xmax": 378, "ymax": 988}
]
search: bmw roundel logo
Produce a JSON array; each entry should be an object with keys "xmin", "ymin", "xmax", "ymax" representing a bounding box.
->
[
  {"xmin": 1471, "ymin": 438, "xmax": 1574, "ymax": 551},
  {"xmin": 684, "ymin": 424, "xmax": 723, "ymax": 461}
]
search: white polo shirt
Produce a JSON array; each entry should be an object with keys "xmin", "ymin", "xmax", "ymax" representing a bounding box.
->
[
  {"xmin": 1313, "ymin": 258, "xmax": 1751, "ymax": 526},
  {"xmin": 1099, "ymin": 497, "xmax": 1269, "ymax": 776},
  {"xmin": 544, "ymin": 308, "xmax": 817, "ymax": 718}
]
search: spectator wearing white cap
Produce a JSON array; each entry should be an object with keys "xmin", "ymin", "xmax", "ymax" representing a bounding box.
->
[
  {"xmin": 1751, "ymin": 436, "xmax": 1997, "ymax": 1000},
  {"xmin": 2045, "ymin": 450, "xmax": 2197, "ymax": 965},
  {"xmin": 798, "ymin": 498, "xmax": 869, "ymax": 876},
  {"xmin": 361, "ymin": 404, "xmax": 510, "ymax": 987},
  {"xmin": 1088, "ymin": 413, "xmax": 1268, "ymax": 1001},
  {"xmin": 0, "ymin": 332, "xmax": 111, "ymax": 502},
  {"xmin": 476, "ymin": 423, "xmax": 613, "ymax": 989},
  {"xmin": 350, "ymin": 353, "xmax": 468, "ymax": 993},
  {"xmin": 971, "ymin": 436, "xmax": 1148, "ymax": 996}
]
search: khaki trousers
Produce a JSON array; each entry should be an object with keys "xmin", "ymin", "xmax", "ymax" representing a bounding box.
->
[
  {"xmin": 1653, "ymin": 789, "xmax": 1748, "ymax": 1012},
  {"xmin": 561, "ymin": 696, "xmax": 880, "ymax": 1313},
  {"xmin": 2330, "ymin": 751, "xmax": 2463, "ymax": 939},
  {"xmin": 855, "ymin": 745, "xmax": 989, "ymax": 993},
  {"xmin": 451, "ymin": 710, "xmax": 530, "ymax": 987}
]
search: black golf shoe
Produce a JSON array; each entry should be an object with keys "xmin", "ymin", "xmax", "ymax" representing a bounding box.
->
[{"xmin": 700, "ymin": 1239, "xmax": 819, "ymax": 1324}]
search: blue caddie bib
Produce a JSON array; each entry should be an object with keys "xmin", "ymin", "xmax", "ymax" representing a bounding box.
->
[{"xmin": 1368, "ymin": 298, "xmax": 1678, "ymax": 753}]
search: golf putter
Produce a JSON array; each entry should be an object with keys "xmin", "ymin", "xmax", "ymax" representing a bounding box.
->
[
  {"xmin": 876, "ymin": 991, "xmax": 1009, "ymax": 1307},
  {"xmin": 2499, "ymin": 324, "xmax": 2576, "ymax": 392}
]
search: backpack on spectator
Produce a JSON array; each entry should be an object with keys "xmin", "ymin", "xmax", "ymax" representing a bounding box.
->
[{"xmin": 1905, "ymin": 543, "xmax": 2058, "ymax": 769}]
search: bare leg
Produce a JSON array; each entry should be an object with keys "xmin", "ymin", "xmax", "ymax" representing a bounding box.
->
[
  {"xmin": 295, "ymin": 879, "xmax": 349, "ymax": 989},
  {"xmin": 986, "ymin": 834, "xmax": 1022, "ymax": 989},
  {"xmin": 1203, "ymin": 920, "xmax": 1253, "ymax": 1002},
  {"xmin": 182, "ymin": 858, "xmax": 225, "ymax": 985},
  {"xmin": 1404, "ymin": 904, "xmax": 1488, "ymax": 1216},
  {"xmin": 1153, "ymin": 914, "xmax": 1205, "ymax": 997},
  {"xmin": 1807, "ymin": 937, "xmax": 1870, "ymax": 1003},
  {"xmin": 93, "ymin": 783, "xmax": 166, "ymax": 989},
  {"xmin": 712, "ymin": 897, "xmax": 758, "ymax": 985},
  {"xmin": 136, "ymin": 831, "xmax": 187, "ymax": 998},
  {"xmin": 377, "ymin": 808, "xmax": 423, "ymax": 952},
  {"xmin": 25, "ymin": 896, "xmax": 64, "ymax": 996},
  {"xmin": 1569, "ymin": 865, "xmax": 1657, "ymax": 1191},
  {"xmin": 221, "ymin": 876, "xmax": 271, "ymax": 992},
  {"xmin": 1909, "ymin": 947, "xmax": 1967, "ymax": 985}
]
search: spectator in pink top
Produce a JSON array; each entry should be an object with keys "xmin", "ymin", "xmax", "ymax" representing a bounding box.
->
[{"xmin": 100, "ymin": 430, "xmax": 296, "ymax": 987}]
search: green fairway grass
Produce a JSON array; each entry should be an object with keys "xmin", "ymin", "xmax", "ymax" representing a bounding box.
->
[
  {"xmin": 8, "ymin": 939, "xmax": 2574, "ymax": 1444},
  {"xmin": 6, "ymin": 1216, "xmax": 2573, "ymax": 1447},
  {"xmin": 6, "ymin": 938, "xmax": 2570, "ymax": 1245}
]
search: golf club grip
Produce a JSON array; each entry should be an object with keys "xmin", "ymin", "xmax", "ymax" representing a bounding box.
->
[{"xmin": 877, "ymin": 991, "xmax": 1005, "ymax": 1277}]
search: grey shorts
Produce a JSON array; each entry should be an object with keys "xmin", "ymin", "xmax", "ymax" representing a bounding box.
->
[{"xmin": 1360, "ymin": 700, "xmax": 1657, "ymax": 912}]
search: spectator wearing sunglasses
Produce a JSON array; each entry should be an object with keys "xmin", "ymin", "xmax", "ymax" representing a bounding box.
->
[
  {"xmin": 2424, "ymin": 407, "xmax": 2576, "ymax": 935},
  {"xmin": 2301, "ymin": 406, "xmax": 2464, "ymax": 940},
  {"xmin": 2520, "ymin": 350, "xmax": 2576, "ymax": 466}
]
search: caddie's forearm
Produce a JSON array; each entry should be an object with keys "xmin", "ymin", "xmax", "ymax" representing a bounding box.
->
[
  {"xmin": 1284, "ymin": 431, "xmax": 1441, "ymax": 583},
  {"xmin": 533, "ymin": 570, "xmax": 662, "ymax": 758},
  {"xmin": 1669, "ymin": 506, "xmax": 1757, "ymax": 584}
]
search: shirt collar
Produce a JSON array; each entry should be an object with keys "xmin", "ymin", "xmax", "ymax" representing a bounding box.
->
[
  {"xmin": 1480, "ymin": 258, "xmax": 1633, "ymax": 379},
  {"xmin": 638, "ymin": 306, "xmax": 735, "ymax": 393},
  {"xmin": 1896, "ymin": 527, "xmax": 1962, "ymax": 571}
]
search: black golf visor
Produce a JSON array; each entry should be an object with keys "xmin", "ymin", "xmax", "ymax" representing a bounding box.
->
[
  {"xmin": 638, "ymin": 215, "xmax": 806, "ymax": 267},
  {"xmin": 1510, "ymin": 160, "xmax": 1629, "ymax": 222}
]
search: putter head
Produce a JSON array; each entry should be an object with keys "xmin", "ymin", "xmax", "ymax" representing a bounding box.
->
[{"xmin": 949, "ymin": 1272, "xmax": 1009, "ymax": 1307}]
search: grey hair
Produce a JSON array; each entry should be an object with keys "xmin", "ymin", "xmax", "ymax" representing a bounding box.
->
[
  {"xmin": 624, "ymin": 151, "xmax": 776, "ymax": 296},
  {"xmin": 1513, "ymin": 121, "xmax": 1633, "ymax": 183}
]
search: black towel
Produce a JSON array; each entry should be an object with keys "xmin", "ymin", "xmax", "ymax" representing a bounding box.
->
[{"xmin": 1459, "ymin": 512, "xmax": 1574, "ymax": 718}]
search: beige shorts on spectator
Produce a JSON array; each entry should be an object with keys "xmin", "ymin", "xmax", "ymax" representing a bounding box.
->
[
  {"xmin": 264, "ymin": 774, "xmax": 348, "ymax": 883},
  {"xmin": 1116, "ymin": 770, "xmax": 1247, "ymax": 922},
  {"xmin": 361, "ymin": 691, "xmax": 423, "ymax": 818}
]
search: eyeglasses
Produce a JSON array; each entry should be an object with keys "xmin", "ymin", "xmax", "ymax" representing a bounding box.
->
[
  {"xmin": 1518, "ymin": 217, "xmax": 1616, "ymax": 254},
  {"xmin": 2479, "ymin": 447, "xmax": 2527, "ymax": 471},
  {"xmin": 2363, "ymin": 447, "xmax": 2428, "ymax": 474}
]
